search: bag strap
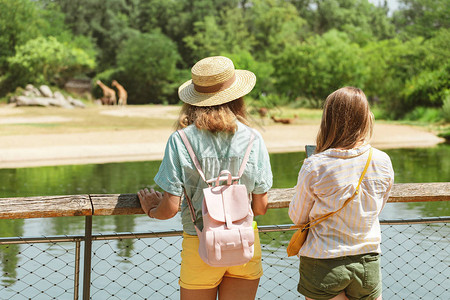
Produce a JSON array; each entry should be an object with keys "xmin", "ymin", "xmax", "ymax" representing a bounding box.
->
[
  {"xmin": 292, "ymin": 147, "xmax": 373, "ymax": 232},
  {"xmin": 183, "ymin": 190, "xmax": 197, "ymax": 225},
  {"xmin": 237, "ymin": 131, "xmax": 255, "ymax": 179},
  {"xmin": 178, "ymin": 129, "xmax": 208, "ymax": 183}
]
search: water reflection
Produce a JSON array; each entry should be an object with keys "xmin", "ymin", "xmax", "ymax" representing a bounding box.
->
[{"xmin": 0, "ymin": 219, "xmax": 23, "ymax": 285}]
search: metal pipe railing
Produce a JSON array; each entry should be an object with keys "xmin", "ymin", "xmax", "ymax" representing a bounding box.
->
[{"xmin": 74, "ymin": 241, "xmax": 81, "ymax": 300}]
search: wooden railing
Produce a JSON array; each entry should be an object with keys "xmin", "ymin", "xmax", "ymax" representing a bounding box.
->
[{"xmin": 1, "ymin": 182, "xmax": 449, "ymax": 220}]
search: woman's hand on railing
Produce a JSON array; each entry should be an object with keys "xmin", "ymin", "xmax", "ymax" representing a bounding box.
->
[{"xmin": 137, "ymin": 188, "xmax": 161, "ymax": 217}]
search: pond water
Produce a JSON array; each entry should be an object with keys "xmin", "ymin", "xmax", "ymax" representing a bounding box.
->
[{"xmin": 0, "ymin": 144, "xmax": 449, "ymax": 299}]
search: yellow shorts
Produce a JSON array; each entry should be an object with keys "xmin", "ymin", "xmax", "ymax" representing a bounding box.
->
[{"xmin": 179, "ymin": 226, "xmax": 263, "ymax": 290}]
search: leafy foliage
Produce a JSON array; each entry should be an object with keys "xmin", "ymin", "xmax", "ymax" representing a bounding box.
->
[
  {"xmin": 273, "ymin": 30, "xmax": 365, "ymax": 105},
  {"xmin": 392, "ymin": 0, "xmax": 450, "ymax": 39},
  {"xmin": 295, "ymin": 0, "xmax": 395, "ymax": 44},
  {"xmin": 7, "ymin": 37, "xmax": 95, "ymax": 88},
  {"xmin": 115, "ymin": 32, "xmax": 181, "ymax": 104},
  {"xmin": 0, "ymin": 0, "xmax": 41, "ymax": 73}
]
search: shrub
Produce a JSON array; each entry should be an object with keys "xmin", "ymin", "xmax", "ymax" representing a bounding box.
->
[
  {"xmin": 273, "ymin": 30, "xmax": 366, "ymax": 103},
  {"xmin": 116, "ymin": 31, "xmax": 180, "ymax": 104},
  {"xmin": 403, "ymin": 107, "xmax": 442, "ymax": 123},
  {"xmin": 224, "ymin": 51, "xmax": 274, "ymax": 99},
  {"xmin": 403, "ymin": 64, "xmax": 449, "ymax": 108},
  {"xmin": 6, "ymin": 36, "xmax": 95, "ymax": 88}
]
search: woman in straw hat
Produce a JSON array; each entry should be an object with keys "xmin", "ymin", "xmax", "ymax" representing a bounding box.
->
[{"xmin": 138, "ymin": 56, "xmax": 273, "ymax": 299}]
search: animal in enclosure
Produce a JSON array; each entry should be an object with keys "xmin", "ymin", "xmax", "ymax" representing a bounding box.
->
[
  {"xmin": 271, "ymin": 115, "xmax": 298, "ymax": 124},
  {"xmin": 96, "ymin": 80, "xmax": 116, "ymax": 105},
  {"xmin": 258, "ymin": 107, "xmax": 268, "ymax": 118},
  {"xmin": 111, "ymin": 80, "xmax": 128, "ymax": 106}
]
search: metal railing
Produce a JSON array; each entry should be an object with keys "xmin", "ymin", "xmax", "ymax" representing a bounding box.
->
[{"xmin": 1, "ymin": 183, "xmax": 449, "ymax": 299}]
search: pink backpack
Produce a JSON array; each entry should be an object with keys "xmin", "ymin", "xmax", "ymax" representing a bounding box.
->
[{"xmin": 178, "ymin": 129, "xmax": 256, "ymax": 267}]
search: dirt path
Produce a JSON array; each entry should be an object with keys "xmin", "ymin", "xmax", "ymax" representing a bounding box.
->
[{"xmin": 0, "ymin": 105, "xmax": 444, "ymax": 168}]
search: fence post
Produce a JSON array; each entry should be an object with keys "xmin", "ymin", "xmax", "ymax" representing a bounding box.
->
[
  {"xmin": 74, "ymin": 240, "xmax": 81, "ymax": 300},
  {"xmin": 82, "ymin": 216, "xmax": 93, "ymax": 300}
]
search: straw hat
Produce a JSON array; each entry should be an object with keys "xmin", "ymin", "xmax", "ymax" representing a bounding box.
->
[{"xmin": 178, "ymin": 56, "xmax": 256, "ymax": 107}]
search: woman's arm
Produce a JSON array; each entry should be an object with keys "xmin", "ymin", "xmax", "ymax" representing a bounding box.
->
[
  {"xmin": 138, "ymin": 188, "xmax": 180, "ymax": 220},
  {"xmin": 252, "ymin": 192, "xmax": 268, "ymax": 216}
]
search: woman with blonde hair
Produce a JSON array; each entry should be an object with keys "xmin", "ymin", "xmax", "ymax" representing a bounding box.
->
[
  {"xmin": 138, "ymin": 56, "xmax": 272, "ymax": 300},
  {"xmin": 289, "ymin": 87, "xmax": 394, "ymax": 300}
]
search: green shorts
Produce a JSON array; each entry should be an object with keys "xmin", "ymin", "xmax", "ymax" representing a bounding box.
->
[{"xmin": 298, "ymin": 253, "xmax": 382, "ymax": 300}]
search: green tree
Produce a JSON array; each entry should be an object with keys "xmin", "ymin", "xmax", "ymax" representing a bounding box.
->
[
  {"xmin": 7, "ymin": 36, "xmax": 96, "ymax": 88},
  {"xmin": 51, "ymin": 0, "xmax": 140, "ymax": 71},
  {"xmin": 403, "ymin": 64, "xmax": 449, "ymax": 108},
  {"xmin": 363, "ymin": 29, "xmax": 449, "ymax": 117},
  {"xmin": 183, "ymin": 16, "xmax": 229, "ymax": 60},
  {"xmin": 393, "ymin": 0, "xmax": 450, "ymax": 39},
  {"xmin": 362, "ymin": 37, "xmax": 426, "ymax": 117},
  {"xmin": 115, "ymin": 31, "xmax": 181, "ymax": 104},
  {"xmin": 0, "ymin": 0, "xmax": 41, "ymax": 73},
  {"xmin": 247, "ymin": 0, "xmax": 306, "ymax": 58},
  {"xmin": 137, "ymin": 0, "xmax": 242, "ymax": 65},
  {"xmin": 225, "ymin": 51, "xmax": 274, "ymax": 99},
  {"xmin": 292, "ymin": 0, "xmax": 394, "ymax": 44},
  {"xmin": 273, "ymin": 30, "xmax": 366, "ymax": 104},
  {"xmin": 183, "ymin": 6, "xmax": 254, "ymax": 62}
]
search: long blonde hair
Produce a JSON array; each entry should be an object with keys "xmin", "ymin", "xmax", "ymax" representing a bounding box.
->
[
  {"xmin": 315, "ymin": 87, "xmax": 373, "ymax": 153},
  {"xmin": 176, "ymin": 98, "xmax": 249, "ymax": 133}
]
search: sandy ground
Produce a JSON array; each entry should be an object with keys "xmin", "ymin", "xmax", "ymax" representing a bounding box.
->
[{"xmin": 0, "ymin": 105, "xmax": 445, "ymax": 168}]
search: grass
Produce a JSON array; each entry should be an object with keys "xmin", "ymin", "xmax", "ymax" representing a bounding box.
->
[
  {"xmin": 0, "ymin": 102, "xmax": 323, "ymax": 137},
  {"xmin": 0, "ymin": 104, "xmax": 179, "ymax": 136}
]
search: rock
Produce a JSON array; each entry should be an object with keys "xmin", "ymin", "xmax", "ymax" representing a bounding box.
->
[
  {"xmin": 23, "ymin": 90, "xmax": 36, "ymax": 97},
  {"xmin": 25, "ymin": 84, "xmax": 35, "ymax": 91},
  {"xmin": 39, "ymin": 85, "xmax": 53, "ymax": 98},
  {"xmin": 67, "ymin": 96, "xmax": 86, "ymax": 108},
  {"xmin": 15, "ymin": 96, "xmax": 50, "ymax": 107},
  {"xmin": 13, "ymin": 84, "xmax": 85, "ymax": 109},
  {"xmin": 25, "ymin": 84, "xmax": 41, "ymax": 97},
  {"xmin": 8, "ymin": 96, "xmax": 17, "ymax": 103},
  {"xmin": 53, "ymin": 91, "xmax": 66, "ymax": 101},
  {"xmin": 51, "ymin": 91, "xmax": 74, "ymax": 108}
]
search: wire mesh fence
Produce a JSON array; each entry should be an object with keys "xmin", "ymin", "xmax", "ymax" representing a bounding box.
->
[{"xmin": 1, "ymin": 218, "xmax": 449, "ymax": 300}]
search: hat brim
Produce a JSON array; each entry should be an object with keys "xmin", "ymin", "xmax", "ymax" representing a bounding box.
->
[{"xmin": 178, "ymin": 70, "xmax": 256, "ymax": 107}]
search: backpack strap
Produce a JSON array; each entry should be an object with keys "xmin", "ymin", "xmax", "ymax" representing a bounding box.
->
[
  {"xmin": 237, "ymin": 130, "xmax": 255, "ymax": 179},
  {"xmin": 178, "ymin": 129, "xmax": 208, "ymax": 184},
  {"xmin": 183, "ymin": 190, "xmax": 197, "ymax": 225},
  {"xmin": 292, "ymin": 147, "xmax": 373, "ymax": 232}
]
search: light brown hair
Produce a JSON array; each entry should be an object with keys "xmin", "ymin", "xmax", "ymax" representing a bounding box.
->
[
  {"xmin": 315, "ymin": 87, "xmax": 373, "ymax": 153},
  {"xmin": 176, "ymin": 98, "xmax": 249, "ymax": 133}
]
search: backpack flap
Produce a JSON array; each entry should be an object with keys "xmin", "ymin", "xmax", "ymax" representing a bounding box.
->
[
  {"xmin": 205, "ymin": 226, "xmax": 255, "ymax": 261},
  {"xmin": 203, "ymin": 184, "xmax": 250, "ymax": 227}
]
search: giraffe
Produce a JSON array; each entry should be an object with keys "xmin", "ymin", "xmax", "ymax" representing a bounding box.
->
[
  {"xmin": 96, "ymin": 80, "xmax": 116, "ymax": 105},
  {"xmin": 111, "ymin": 80, "xmax": 128, "ymax": 106}
]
